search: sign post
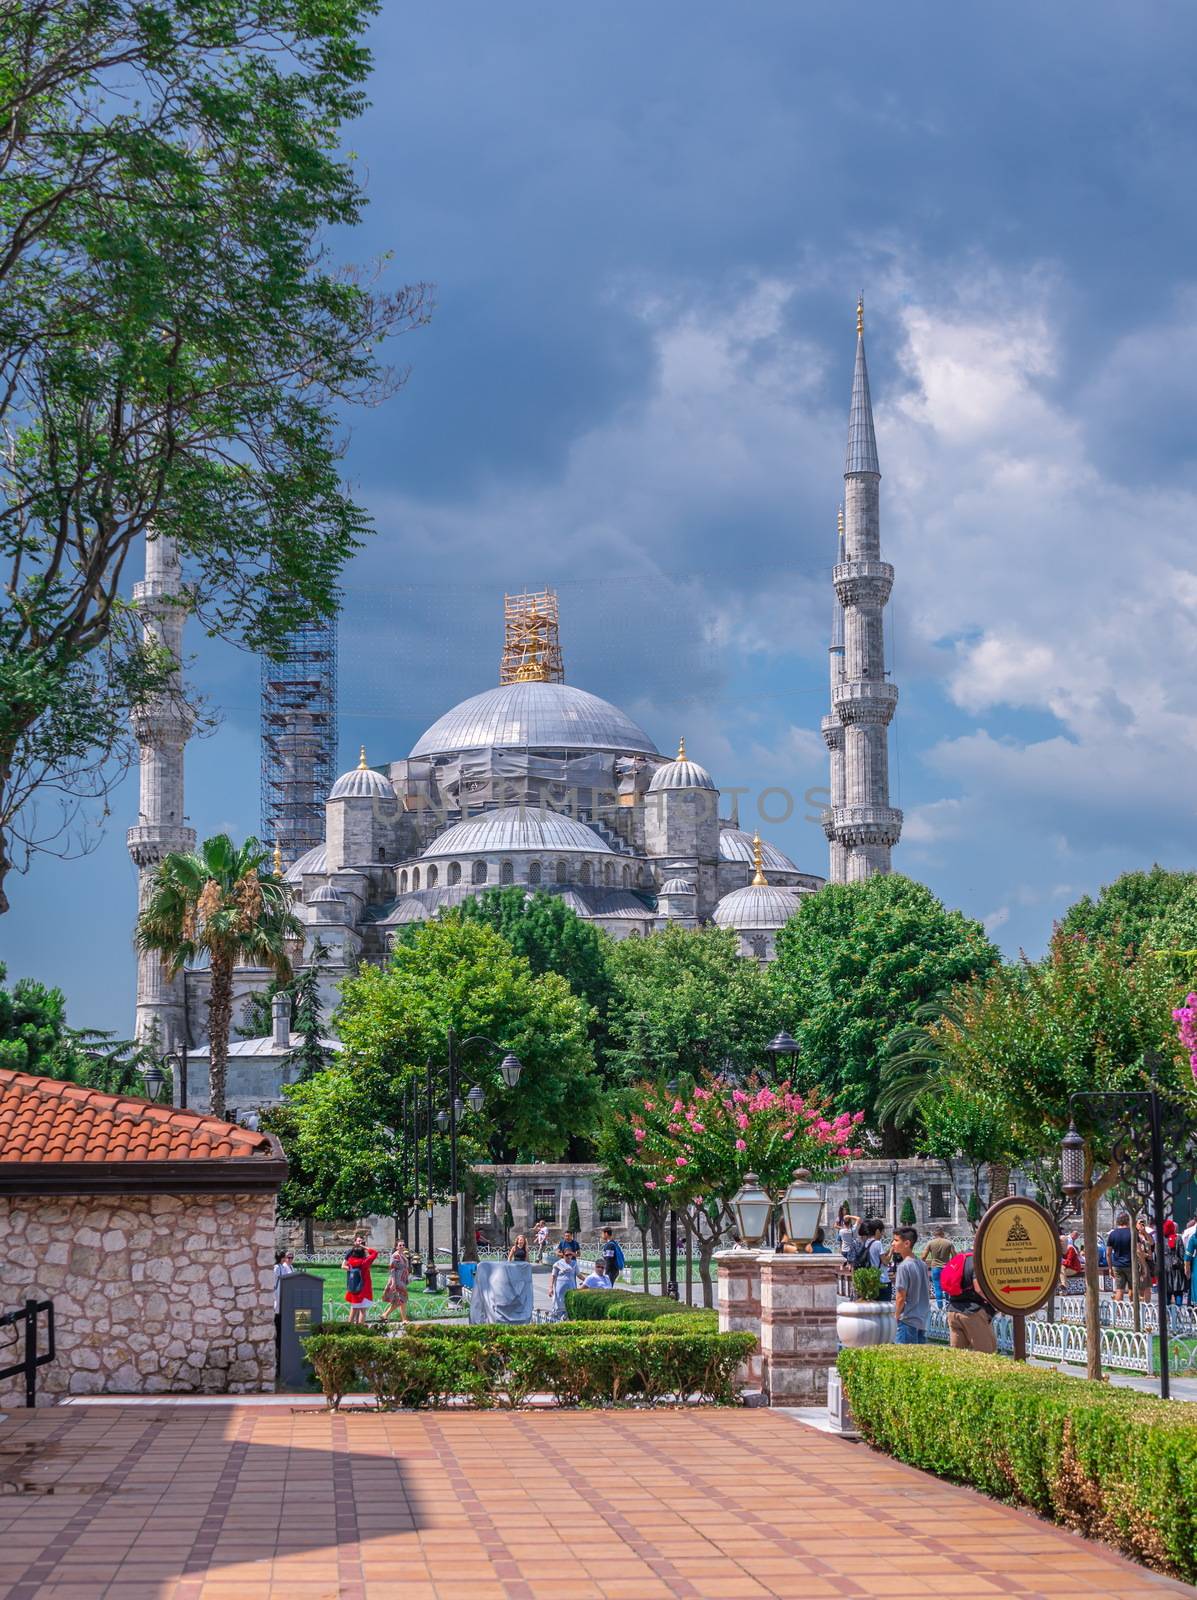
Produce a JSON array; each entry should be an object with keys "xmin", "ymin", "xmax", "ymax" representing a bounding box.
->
[{"xmin": 972, "ymin": 1196, "xmax": 1061, "ymax": 1361}]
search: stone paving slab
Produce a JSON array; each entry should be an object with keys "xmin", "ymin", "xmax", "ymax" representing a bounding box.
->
[{"xmin": 0, "ymin": 1404, "xmax": 1190, "ymax": 1599}]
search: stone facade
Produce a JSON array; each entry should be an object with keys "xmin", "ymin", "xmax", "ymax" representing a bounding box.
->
[
  {"xmin": 714, "ymin": 1249, "xmax": 764, "ymax": 1388},
  {"xmin": 1, "ymin": 1190, "xmax": 277, "ymax": 1403}
]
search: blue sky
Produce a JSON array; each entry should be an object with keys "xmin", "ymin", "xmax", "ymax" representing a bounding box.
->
[{"xmin": 6, "ymin": 1, "xmax": 1197, "ymax": 1031}]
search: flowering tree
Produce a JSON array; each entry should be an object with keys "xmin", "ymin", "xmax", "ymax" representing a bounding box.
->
[
  {"xmin": 612, "ymin": 1076, "xmax": 864, "ymax": 1306},
  {"xmin": 1173, "ymin": 993, "xmax": 1197, "ymax": 1082}
]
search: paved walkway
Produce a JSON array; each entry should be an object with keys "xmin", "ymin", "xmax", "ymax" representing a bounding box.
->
[{"xmin": 0, "ymin": 1404, "xmax": 1190, "ymax": 1600}]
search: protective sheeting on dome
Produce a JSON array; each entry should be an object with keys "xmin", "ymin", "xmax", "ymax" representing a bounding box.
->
[
  {"xmin": 410, "ymin": 680, "xmax": 658, "ymax": 759},
  {"xmin": 421, "ymin": 805, "xmax": 614, "ymax": 857},
  {"xmin": 403, "ymin": 746, "xmax": 639, "ymax": 819}
]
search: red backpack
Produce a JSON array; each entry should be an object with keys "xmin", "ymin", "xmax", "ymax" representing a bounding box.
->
[{"xmin": 939, "ymin": 1251, "xmax": 971, "ymax": 1299}]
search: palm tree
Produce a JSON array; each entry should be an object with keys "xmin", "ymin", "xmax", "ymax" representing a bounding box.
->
[{"xmin": 137, "ymin": 834, "xmax": 301, "ymax": 1120}]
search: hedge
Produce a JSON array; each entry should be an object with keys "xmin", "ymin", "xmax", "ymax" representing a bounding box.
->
[
  {"xmin": 305, "ymin": 1328, "xmax": 756, "ymax": 1411},
  {"xmin": 563, "ymin": 1288, "xmax": 713, "ymax": 1323},
  {"xmin": 837, "ymin": 1345, "xmax": 1197, "ymax": 1583}
]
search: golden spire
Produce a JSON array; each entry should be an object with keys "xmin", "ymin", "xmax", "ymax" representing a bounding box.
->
[
  {"xmin": 677, "ymin": 736, "xmax": 686, "ymax": 761},
  {"xmin": 837, "ymin": 504, "xmax": 844, "ymax": 539},
  {"xmin": 857, "ymin": 294, "xmax": 864, "ymax": 337},
  {"xmin": 358, "ymin": 745, "xmax": 368, "ymax": 769},
  {"xmin": 273, "ymin": 840, "xmax": 283, "ymax": 877},
  {"xmin": 752, "ymin": 833, "xmax": 768, "ymax": 887}
]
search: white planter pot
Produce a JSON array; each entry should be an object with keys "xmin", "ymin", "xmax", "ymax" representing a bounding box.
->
[{"xmin": 837, "ymin": 1300, "xmax": 896, "ymax": 1348}]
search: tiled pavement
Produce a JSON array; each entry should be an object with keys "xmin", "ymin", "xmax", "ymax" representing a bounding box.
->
[{"xmin": 0, "ymin": 1404, "xmax": 1191, "ymax": 1600}]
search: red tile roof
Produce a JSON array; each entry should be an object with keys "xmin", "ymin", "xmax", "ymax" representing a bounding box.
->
[{"xmin": 0, "ymin": 1068, "xmax": 276, "ymax": 1164}]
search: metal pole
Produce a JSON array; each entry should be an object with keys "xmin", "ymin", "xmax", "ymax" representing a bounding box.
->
[
  {"xmin": 667, "ymin": 1208, "xmax": 678, "ymax": 1300},
  {"xmin": 1149, "ymin": 1089, "xmax": 1171, "ymax": 1400},
  {"xmin": 425, "ymin": 1057, "xmax": 436, "ymax": 1274},
  {"xmin": 24, "ymin": 1298, "xmax": 37, "ymax": 1409},
  {"xmin": 448, "ymin": 1029, "xmax": 460, "ymax": 1274}
]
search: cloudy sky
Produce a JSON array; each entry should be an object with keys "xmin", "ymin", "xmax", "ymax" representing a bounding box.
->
[{"xmin": 7, "ymin": 1, "xmax": 1197, "ymax": 1032}]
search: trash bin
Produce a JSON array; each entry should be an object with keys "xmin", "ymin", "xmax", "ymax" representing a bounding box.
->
[{"xmin": 279, "ymin": 1271, "xmax": 324, "ymax": 1389}]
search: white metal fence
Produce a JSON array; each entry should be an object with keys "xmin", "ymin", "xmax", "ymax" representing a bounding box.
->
[{"xmin": 924, "ymin": 1308, "xmax": 1157, "ymax": 1375}]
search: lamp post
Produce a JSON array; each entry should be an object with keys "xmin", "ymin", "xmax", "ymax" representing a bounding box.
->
[
  {"xmin": 764, "ymin": 1031, "xmax": 800, "ymax": 1077},
  {"xmin": 433, "ymin": 1030, "xmax": 522, "ymax": 1273},
  {"xmin": 142, "ymin": 1059, "xmax": 166, "ymax": 1103},
  {"xmin": 730, "ymin": 1172, "xmax": 773, "ymax": 1248},
  {"xmin": 1060, "ymin": 1072, "xmax": 1171, "ymax": 1400},
  {"xmin": 666, "ymin": 1076, "xmax": 681, "ymax": 1299}
]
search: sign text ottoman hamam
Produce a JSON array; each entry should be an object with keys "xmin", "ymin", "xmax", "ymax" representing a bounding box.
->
[{"xmin": 972, "ymin": 1195, "xmax": 1061, "ymax": 1332}]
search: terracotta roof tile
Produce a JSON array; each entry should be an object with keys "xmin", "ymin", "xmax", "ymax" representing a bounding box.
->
[{"xmin": 0, "ymin": 1069, "xmax": 275, "ymax": 1165}]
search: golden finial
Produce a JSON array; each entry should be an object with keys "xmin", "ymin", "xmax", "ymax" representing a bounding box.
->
[
  {"xmin": 837, "ymin": 504, "xmax": 845, "ymax": 538},
  {"xmin": 677, "ymin": 736, "xmax": 686, "ymax": 762},
  {"xmin": 752, "ymin": 833, "xmax": 768, "ymax": 887},
  {"xmin": 358, "ymin": 745, "xmax": 367, "ymax": 769},
  {"xmin": 273, "ymin": 840, "xmax": 283, "ymax": 877},
  {"xmin": 856, "ymin": 295, "xmax": 864, "ymax": 337}
]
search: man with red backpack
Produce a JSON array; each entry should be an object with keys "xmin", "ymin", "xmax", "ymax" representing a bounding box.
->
[{"xmin": 941, "ymin": 1249, "xmax": 996, "ymax": 1353}]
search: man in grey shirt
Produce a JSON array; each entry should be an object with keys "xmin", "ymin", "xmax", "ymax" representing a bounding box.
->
[{"xmin": 892, "ymin": 1227, "xmax": 930, "ymax": 1345}]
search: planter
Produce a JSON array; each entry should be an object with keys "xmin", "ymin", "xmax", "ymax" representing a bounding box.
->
[{"xmin": 837, "ymin": 1299, "xmax": 895, "ymax": 1348}]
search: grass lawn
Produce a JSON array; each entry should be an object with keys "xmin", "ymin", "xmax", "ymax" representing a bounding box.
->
[{"xmin": 295, "ymin": 1262, "xmax": 462, "ymax": 1322}]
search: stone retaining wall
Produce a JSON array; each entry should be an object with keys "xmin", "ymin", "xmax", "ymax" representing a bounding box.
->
[{"xmin": 1, "ymin": 1191, "xmax": 277, "ymax": 1402}]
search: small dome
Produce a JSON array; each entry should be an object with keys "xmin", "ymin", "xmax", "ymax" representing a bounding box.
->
[
  {"xmin": 308, "ymin": 884, "xmax": 344, "ymax": 903},
  {"xmin": 712, "ymin": 883, "xmax": 801, "ymax": 932},
  {"xmin": 718, "ymin": 827, "xmax": 799, "ymax": 874},
  {"xmin": 647, "ymin": 737, "xmax": 715, "ymax": 792},
  {"xmin": 285, "ymin": 844, "xmax": 327, "ymax": 882},
  {"xmin": 329, "ymin": 748, "xmax": 393, "ymax": 800},
  {"xmin": 422, "ymin": 806, "xmax": 612, "ymax": 857},
  {"xmin": 659, "ymin": 877, "xmax": 697, "ymax": 895}
]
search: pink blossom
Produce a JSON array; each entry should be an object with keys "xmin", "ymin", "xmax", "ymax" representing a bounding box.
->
[
  {"xmin": 672, "ymin": 1100, "xmax": 683, "ymax": 1114},
  {"xmin": 634, "ymin": 1128, "xmax": 646, "ymax": 1142},
  {"xmin": 736, "ymin": 1113, "xmax": 749, "ymax": 1130},
  {"xmin": 625, "ymin": 1157, "xmax": 635, "ymax": 1166},
  {"xmin": 782, "ymin": 1130, "xmax": 794, "ymax": 1141},
  {"xmin": 664, "ymin": 1174, "xmax": 675, "ymax": 1185},
  {"xmin": 690, "ymin": 1122, "xmax": 705, "ymax": 1133},
  {"xmin": 643, "ymin": 1100, "xmax": 655, "ymax": 1111},
  {"xmin": 676, "ymin": 1156, "xmax": 688, "ymax": 1167},
  {"xmin": 644, "ymin": 1181, "xmax": 657, "ymax": 1190},
  {"xmin": 735, "ymin": 1138, "xmax": 747, "ymax": 1151}
]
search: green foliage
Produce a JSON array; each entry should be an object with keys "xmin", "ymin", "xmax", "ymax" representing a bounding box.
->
[
  {"xmin": 967, "ymin": 1192, "xmax": 982, "ymax": 1225},
  {"xmin": 305, "ymin": 1327, "xmax": 756, "ymax": 1410},
  {"xmin": 770, "ymin": 875, "xmax": 999, "ymax": 1135},
  {"xmin": 1060, "ymin": 866, "xmax": 1197, "ymax": 960},
  {"xmin": 0, "ymin": 0, "xmax": 429, "ymax": 906},
  {"xmin": 567, "ymin": 1197, "xmax": 581, "ymax": 1234},
  {"xmin": 604, "ymin": 924, "xmax": 784, "ymax": 1085},
  {"xmin": 563, "ymin": 1288, "xmax": 715, "ymax": 1323},
  {"xmin": 837, "ymin": 1346, "xmax": 1197, "ymax": 1583},
  {"xmin": 650, "ymin": 1310, "xmax": 720, "ymax": 1335},
  {"xmin": 0, "ymin": 962, "xmax": 148, "ymax": 1091},
  {"xmin": 899, "ymin": 1196, "xmax": 916, "ymax": 1226},
  {"xmin": 851, "ymin": 1267, "xmax": 883, "ymax": 1302}
]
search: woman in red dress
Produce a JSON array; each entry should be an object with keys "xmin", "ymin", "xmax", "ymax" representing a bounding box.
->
[{"xmin": 343, "ymin": 1235, "xmax": 379, "ymax": 1326}]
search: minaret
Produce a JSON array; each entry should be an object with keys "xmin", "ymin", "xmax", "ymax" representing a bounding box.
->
[
  {"xmin": 821, "ymin": 507, "xmax": 848, "ymax": 883},
  {"xmin": 127, "ymin": 530, "xmax": 196, "ymax": 1050},
  {"xmin": 827, "ymin": 298, "xmax": 902, "ymax": 881}
]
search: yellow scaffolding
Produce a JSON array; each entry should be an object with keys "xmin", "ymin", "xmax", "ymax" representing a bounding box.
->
[{"xmin": 499, "ymin": 589, "xmax": 565, "ymax": 685}]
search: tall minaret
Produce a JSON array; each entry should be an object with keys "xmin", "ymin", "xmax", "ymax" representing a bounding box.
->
[
  {"xmin": 827, "ymin": 298, "xmax": 902, "ymax": 881},
  {"xmin": 127, "ymin": 530, "xmax": 196, "ymax": 1050},
  {"xmin": 820, "ymin": 506, "xmax": 848, "ymax": 883}
]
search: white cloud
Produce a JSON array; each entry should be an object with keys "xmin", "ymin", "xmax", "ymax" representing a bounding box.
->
[{"xmin": 983, "ymin": 906, "xmax": 1010, "ymax": 935}]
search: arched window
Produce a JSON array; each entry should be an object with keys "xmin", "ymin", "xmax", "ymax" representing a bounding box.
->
[
  {"xmin": 472, "ymin": 860, "xmax": 488, "ymax": 885},
  {"xmin": 500, "ymin": 859, "xmax": 514, "ymax": 885},
  {"xmin": 412, "ymin": 866, "xmax": 420, "ymax": 890},
  {"xmin": 448, "ymin": 861, "xmax": 461, "ymax": 886},
  {"xmin": 579, "ymin": 860, "xmax": 591, "ymax": 886},
  {"xmin": 377, "ymin": 846, "xmax": 386, "ymax": 861},
  {"xmin": 399, "ymin": 869, "xmax": 408, "ymax": 893},
  {"xmin": 427, "ymin": 864, "xmax": 438, "ymax": 888},
  {"xmin": 528, "ymin": 859, "xmax": 541, "ymax": 885},
  {"xmin": 622, "ymin": 865, "xmax": 630, "ymax": 888},
  {"xmin": 602, "ymin": 861, "xmax": 613, "ymax": 886},
  {"xmin": 750, "ymin": 934, "xmax": 768, "ymax": 962},
  {"xmin": 555, "ymin": 859, "xmax": 567, "ymax": 884}
]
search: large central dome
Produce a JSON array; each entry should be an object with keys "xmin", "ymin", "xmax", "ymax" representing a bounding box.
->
[{"xmin": 410, "ymin": 680, "xmax": 658, "ymax": 759}]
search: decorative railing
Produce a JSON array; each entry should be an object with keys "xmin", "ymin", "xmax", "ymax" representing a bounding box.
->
[{"xmin": 924, "ymin": 1308, "xmax": 1156, "ymax": 1375}]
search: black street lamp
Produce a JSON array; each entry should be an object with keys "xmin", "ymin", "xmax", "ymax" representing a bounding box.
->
[
  {"xmin": 764, "ymin": 1031, "xmax": 800, "ymax": 1073},
  {"xmin": 427, "ymin": 1029, "xmax": 523, "ymax": 1273},
  {"xmin": 666, "ymin": 1075, "xmax": 681, "ymax": 1300},
  {"xmin": 142, "ymin": 1060, "xmax": 166, "ymax": 1103}
]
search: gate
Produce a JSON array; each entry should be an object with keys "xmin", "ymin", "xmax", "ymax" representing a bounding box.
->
[{"xmin": 0, "ymin": 1299, "xmax": 55, "ymax": 1408}]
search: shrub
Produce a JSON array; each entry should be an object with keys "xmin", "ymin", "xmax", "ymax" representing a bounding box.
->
[
  {"xmin": 305, "ymin": 1328, "xmax": 756, "ymax": 1411},
  {"xmin": 899, "ymin": 1197, "xmax": 916, "ymax": 1226},
  {"xmin": 851, "ymin": 1267, "xmax": 882, "ymax": 1301},
  {"xmin": 651, "ymin": 1311, "xmax": 719, "ymax": 1335},
  {"xmin": 405, "ymin": 1320, "xmax": 660, "ymax": 1340},
  {"xmin": 837, "ymin": 1346, "xmax": 1197, "ymax": 1583},
  {"xmin": 564, "ymin": 1288, "xmax": 713, "ymax": 1323}
]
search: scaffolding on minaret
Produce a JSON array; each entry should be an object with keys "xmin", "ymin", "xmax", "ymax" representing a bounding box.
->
[
  {"xmin": 499, "ymin": 589, "xmax": 565, "ymax": 685},
  {"xmin": 260, "ymin": 608, "xmax": 338, "ymax": 869}
]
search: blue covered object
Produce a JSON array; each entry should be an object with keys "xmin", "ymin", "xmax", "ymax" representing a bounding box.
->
[
  {"xmin": 459, "ymin": 1261, "xmax": 477, "ymax": 1290},
  {"xmin": 468, "ymin": 1260, "xmax": 534, "ymax": 1324}
]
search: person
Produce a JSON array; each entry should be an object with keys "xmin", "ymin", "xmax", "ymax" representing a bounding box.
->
[
  {"xmin": 508, "ymin": 1233, "xmax": 529, "ymax": 1262},
  {"xmin": 548, "ymin": 1250, "xmax": 579, "ymax": 1318},
  {"xmin": 557, "ymin": 1227, "xmax": 580, "ymax": 1259},
  {"xmin": 533, "ymin": 1222, "xmax": 550, "ymax": 1262},
  {"xmin": 836, "ymin": 1206, "xmax": 861, "ymax": 1257},
  {"xmin": 580, "ymin": 1260, "xmax": 611, "ymax": 1289},
  {"xmin": 272, "ymin": 1249, "xmax": 294, "ymax": 1363},
  {"xmin": 849, "ymin": 1219, "xmax": 889, "ymax": 1296},
  {"xmin": 1107, "ymin": 1212, "xmax": 1134, "ymax": 1303},
  {"xmin": 891, "ymin": 1227, "xmax": 930, "ymax": 1345},
  {"xmin": 381, "ymin": 1243, "xmax": 410, "ymax": 1323},
  {"xmin": 1059, "ymin": 1233, "xmax": 1084, "ymax": 1292},
  {"xmin": 1164, "ymin": 1220, "xmax": 1186, "ymax": 1307},
  {"xmin": 921, "ymin": 1227, "xmax": 955, "ymax": 1309},
  {"xmin": 343, "ymin": 1235, "xmax": 379, "ymax": 1326},
  {"xmin": 1186, "ymin": 1221, "xmax": 1197, "ymax": 1307},
  {"xmin": 599, "ymin": 1227, "xmax": 625, "ymax": 1284},
  {"xmin": 1136, "ymin": 1218, "xmax": 1155, "ymax": 1289},
  {"xmin": 805, "ymin": 1226, "xmax": 832, "ymax": 1255},
  {"xmin": 944, "ymin": 1251, "xmax": 996, "ymax": 1353}
]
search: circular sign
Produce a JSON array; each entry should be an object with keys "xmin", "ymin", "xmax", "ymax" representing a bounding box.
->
[{"xmin": 972, "ymin": 1196, "xmax": 1061, "ymax": 1316}]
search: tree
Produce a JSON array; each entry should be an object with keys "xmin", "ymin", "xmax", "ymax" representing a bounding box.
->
[
  {"xmin": 0, "ymin": 960, "xmax": 149, "ymax": 1092},
  {"xmin": 930, "ymin": 930, "xmax": 1195, "ymax": 1378},
  {"xmin": 136, "ymin": 834, "xmax": 300, "ymax": 1119},
  {"xmin": 285, "ymin": 954, "xmax": 336, "ymax": 1084},
  {"xmin": 899, "ymin": 1196, "xmax": 916, "ymax": 1226},
  {"xmin": 770, "ymin": 875, "xmax": 999, "ymax": 1141},
  {"xmin": 1060, "ymin": 866, "xmax": 1197, "ymax": 960},
  {"xmin": 0, "ymin": 0, "xmax": 429, "ymax": 909},
  {"xmin": 567, "ymin": 1197, "xmax": 581, "ymax": 1235},
  {"xmin": 604, "ymin": 924, "xmax": 785, "ymax": 1085}
]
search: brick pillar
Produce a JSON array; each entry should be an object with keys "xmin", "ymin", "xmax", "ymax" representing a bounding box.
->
[
  {"xmin": 714, "ymin": 1248, "xmax": 764, "ymax": 1389},
  {"xmin": 760, "ymin": 1251, "xmax": 840, "ymax": 1405}
]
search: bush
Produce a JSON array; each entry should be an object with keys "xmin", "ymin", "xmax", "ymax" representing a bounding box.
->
[
  {"xmin": 305, "ymin": 1328, "xmax": 756, "ymax": 1411},
  {"xmin": 851, "ymin": 1267, "xmax": 882, "ymax": 1301},
  {"xmin": 564, "ymin": 1288, "xmax": 713, "ymax": 1323},
  {"xmin": 651, "ymin": 1311, "xmax": 719, "ymax": 1335},
  {"xmin": 837, "ymin": 1346, "xmax": 1197, "ymax": 1583},
  {"xmin": 405, "ymin": 1320, "xmax": 660, "ymax": 1340}
]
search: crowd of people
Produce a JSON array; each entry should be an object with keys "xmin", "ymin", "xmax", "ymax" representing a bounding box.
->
[{"xmin": 1056, "ymin": 1212, "xmax": 1194, "ymax": 1305}]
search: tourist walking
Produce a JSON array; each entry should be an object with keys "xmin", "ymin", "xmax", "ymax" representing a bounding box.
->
[
  {"xmin": 557, "ymin": 1227, "xmax": 581, "ymax": 1259},
  {"xmin": 381, "ymin": 1243, "xmax": 410, "ymax": 1323},
  {"xmin": 1107, "ymin": 1213, "xmax": 1135, "ymax": 1303},
  {"xmin": 921, "ymin": 1227, "xmax": 955, "ymax": 1308},
  {"xmin": 942, "ymin": 1251, "xmax": 997, "ymax": 1353},
  {"xmin": 272, "ymin": 1249, "xmax": 294, "ymax": 1366},
  {"xmin": 549, "ymin": 1251, "xmax": 579, "ymax": 1318},
  {"xmin": 599, "ymin": 1227, "xmax": 625, "ymax": 1284},
  {"xmin": 891, "ymin": 1227, "xmax": 930, "ymax": 1345},
  {"xmin": 508, "ymin": 1234, "xmax": 529, "ymax": 1262},
  {"xmin": 850, "ymin": 1219, "xmax": 890, "ymax": 1299},
  {"xmin": 343, "ymin": 1236, "xmax": 379, "ymax": 1326}
]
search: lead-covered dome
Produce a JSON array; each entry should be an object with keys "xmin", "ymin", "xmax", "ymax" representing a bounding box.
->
[
  {"xmin": 719, "ymin": 827, "xmax": 799, "ymax": 874},
  {"xmin": 712, "ymin": 883, "xmax": 801, "ymax": 931},
  {"xmin": 410, "ymin": 681, "xmax": 658, "ymax": 759},
  {"xmin": 330, "ymin": 749, "xmax": 393, "ymax": 800},
  {"xmin": 421, "ymin": 806, "xmax": 613, "ymax": 857},
  {"xmin": 647, "ymin": 738, "xmax": 715, "ymax": 792}
]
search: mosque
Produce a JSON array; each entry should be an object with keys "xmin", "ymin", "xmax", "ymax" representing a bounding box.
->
[{"xmin": 129, "ymin": 302, "xmax": 901, "ymax": 1053}]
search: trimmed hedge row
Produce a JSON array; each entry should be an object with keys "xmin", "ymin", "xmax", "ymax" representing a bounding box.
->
[
  {"xmin": 563, "ymin": 1288, "xmax": 713, "ymax": 1323},
  {"xmin": 306, "ymin": 1328, "xmax": 755, "ymax": 1411},
  {"xmin": 837, "ymin": 1345, "xmax": 1197, "ymax": 1583}
]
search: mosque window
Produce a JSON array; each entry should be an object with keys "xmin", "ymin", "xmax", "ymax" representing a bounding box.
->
[
  {"xmin": 621, "ymin": 865, "xmax": 630, "ymax": 888},
  {"xmin": 555, "ymin": 859, "xmax": 567, "ymax": 884},
  {"xmin": 377, "ymin": 846, "xmax": 386, "ymax": 861},
  {"xmin": 602, "ymin": 862, "xmax": 612, "ymax": 887},
  {"xmin": 399, "ymin": 870, "xmax": 408, "ymax": 893},
  {"xmin": 579, "ymin": 861, "xmax": 591, "ymax": 886},
  {"xmin": 448, "ymin": 861, "xmax": 461, "ymax": 886},
  {"xmin": 750, "ymin": 934, "xmax": 767, "ymax": 961},
  {"xmin": 472, "ymin": 860, "xmax": 488, "ymax": 885},
  {"xmin": 528, "ymin": 859, "xmax": 541, "ymax": 884},
  {"xmin": 412, "ymin": 867, "xmax": 420, "ymax": 890},
  {"xmin": 500, "ymin": 859, "xmax": 514, "ymax": 884},
  {"xmin": 427, "ymin": 864, "xmax": 438, "ymax": 888}
]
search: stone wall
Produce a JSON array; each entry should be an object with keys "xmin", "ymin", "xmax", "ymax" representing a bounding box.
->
[{"xmin": 1, "ymin": 1190, "xmax": 277, "ymax": 1403}]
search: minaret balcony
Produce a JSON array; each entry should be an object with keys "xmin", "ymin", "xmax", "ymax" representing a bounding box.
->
[
  {"xmin": 820, "ymin": 712, "xmax": 844, "ymax": 749},
  {"xmin": 830, "ymin": 805, "xmax": 903, "ymax": 848},
  {"xmin": 833, "ymin": 560, "xmax": 893, "ymax": 609},
  {"xmin": 832, "ymin": 680, "xmax": 899, "ymax": 724},
  {"xmin": 126, "ymin": 822, "xmax": 197, "ymax": 868}
]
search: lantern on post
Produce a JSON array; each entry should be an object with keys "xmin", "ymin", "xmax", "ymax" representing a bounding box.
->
[
  {"xmin": 731, "ymin": 1172, "xmax": 773, "ymax": 1247},
  {"xmin": 780, "ymin": 1170, "xmax": 822, "ymax": 1247}
]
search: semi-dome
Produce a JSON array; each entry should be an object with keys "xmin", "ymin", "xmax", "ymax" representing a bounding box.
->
[
  {"xmin": 421, "ymin": 806, "xmax": 614, "ymax": 857},
  {"xmin": 712, "ymin": 882, "xmax": 801, "ymax": 931},
  {"xmin": 719, "ymin": 826, "xmax": 799, "ymax": 875},
  {"xmin": 410, "ymin": 680, "xmax": 658, "ymax": 759},
  {"xmin": 284, "ymin": 844, "xmax": 328, "ymax": 882},
  {"xmin": 308, "ymin": 884, "xmax": 345, "ymax": 903},
  {"xmin": 646, "ymin": 737, "xmax": 715, "ymax": 792},
  {"xmin": 659, "ymin": 877, "xmax": 697, "ymax": 895},
  {"xmin": 329, "ymin": 748, "xmax": 393, "ymax": 800}
]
